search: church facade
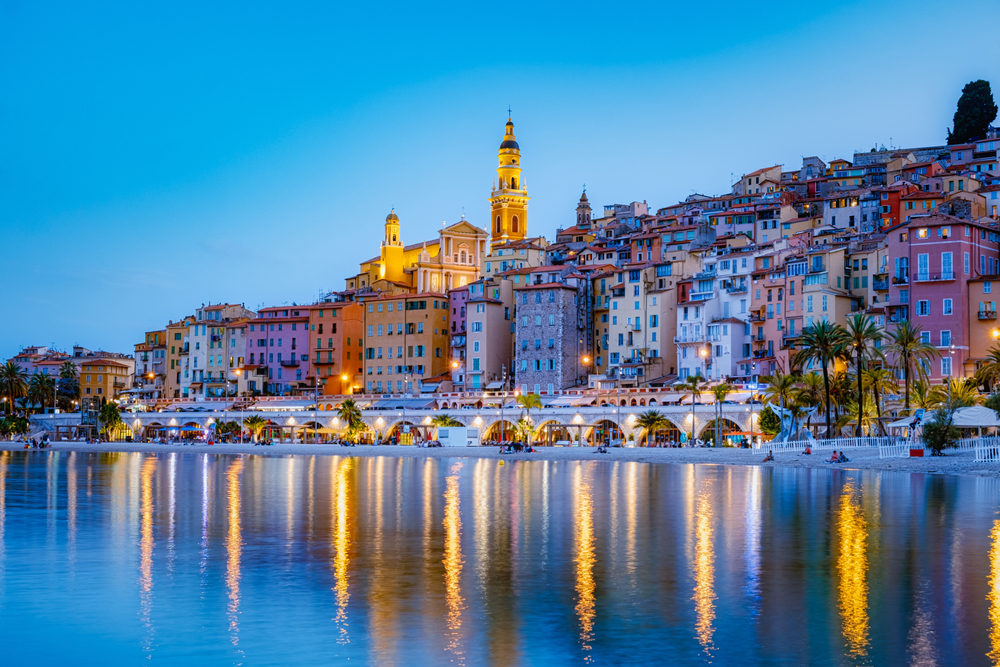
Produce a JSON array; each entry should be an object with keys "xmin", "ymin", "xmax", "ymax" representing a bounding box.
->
[{"xmin": 344, "ymin": 117, "xmax": 529, "ymax": 296}]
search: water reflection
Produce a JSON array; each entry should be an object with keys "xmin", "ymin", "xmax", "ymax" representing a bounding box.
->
[
  {"xmin": 574, "ymin": 464, "xmax": 596, "ymax": 661},
  {"xmin": 837, "ymin": 481, "xmax": 870, "ymax": 658},
  {"xmin": 139, "ymin": 457, "xmax": 156, "ymax": 652},
  {"xmin": 989, "ymin": 520, "xmax": 1000, "ymax": 665},
  {"xmin": 225, "ymin": 457, "xmax": 244, "ymax": 653},
  {"xmin": 443, "ymin": 461, "xmax": 464, "ymax": 662},
  {"xmin": 693, "ymin": 483, "xmax": 716, "ymax": 656},
  {"xmin": 333, "ymin": 457, "xmax": 352, "ymax": 644}
]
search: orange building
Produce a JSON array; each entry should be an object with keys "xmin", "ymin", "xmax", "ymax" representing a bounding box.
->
[{"xmin": 309, "ymin": 302, "xmax": 365, "ymax": 395}]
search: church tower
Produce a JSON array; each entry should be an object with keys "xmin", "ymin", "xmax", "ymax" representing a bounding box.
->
[
  {"xmin": 379, "ymin": 209, "xmax": 404, "ymax": 283},
  {"xmin": 576, "ymin": 189, "xmax": 592, "ymax": 229},
  {"xmin": 488, "ymin": 117, "xmax": 529, "ymax": 249}
]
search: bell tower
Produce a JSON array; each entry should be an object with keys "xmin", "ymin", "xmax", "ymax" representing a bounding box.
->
[
  {"xmin": 488, "ymin": 116, "xmax": 529, "ymax": 249},
  {"xmin": 380, "ymin": 209, "xmax": 404, "ymax": 283}
]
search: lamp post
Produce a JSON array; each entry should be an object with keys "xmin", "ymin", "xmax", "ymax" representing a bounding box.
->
[{"xmin": 948, "ymin": 342, "xmax": 955, "ymax": 405}]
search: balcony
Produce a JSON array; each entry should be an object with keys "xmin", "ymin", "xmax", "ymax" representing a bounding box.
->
[
  {"xmin": 749, "ymin": 312, "xmax": 765, "ymax": 323},
  {"xmin": 873, "ymin": 278, "xmax": 890, "ymax": 291},
  {"xmin": 808, "ymin": 263, "xmax": 824, "ymax": 274},
  {"xmin": 178, "ymin": 345, "xmax": 189, "ymax": 355},
  {"xmin": 280, "ymin": 358, "xmax": 300, "ymax": 367},
  {"xmin": 694, "ymin": 269, "xmax": 717, "ymax": 280},
  {"xmin": 892, "ymin": 275, "xmax": 909, "ymax": 285},
  {"xmin": 914, "ymin": 272, "xmax": 955, "ymax": 282},
  {"xmin": 979, "ymin": 310, "xmax": 998, "ymax": 321},
  {"xmin": 726, "ymin": 284, "xmax": 748, "ymax": 294}
]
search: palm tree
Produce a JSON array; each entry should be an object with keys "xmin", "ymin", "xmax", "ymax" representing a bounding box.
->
[
  {"xmin": 431, "ymin": 414, "xmax": 463, "ymax": 427},
  {"xmin": 910, "ymin": 379, "xmax": 939, "ymax": 412},
  {"xmin": 635, "ymin": 410, "xmax": 668, "ymax": 447},
  {"xmin": 863, "ymin": 368, "xmax": 898, "ymax": 435},
  {"xmin": 795, "ymin": 371, "xmax": 825, "ymax": 434},
  {"xmin": 930, "ymin": 378, "xmax": 983, "ymax": 408},
  {"xmin": 886, "ymin": 320, "xmax": 940, "ymax": 414},
  {"xmin": 242, "ymin": 415, "xmax": 268, "ymax": 442},
  {"xmin": 974, "ymin": 344, "xmax": 1000, "ymax": 392},
  {"xmin": 514, "ymin": 417, "xmax": 535, "ymax": 444},
  {"xmin": 99, "ymin": 402, "xmax": 124, "ymax": 439},
  {"xmin": 844, "ymin": 314, "xmax": 885, "ymax": 436},
  {"xmin": 516, "ymin": 392, "xmax": 543, "ymax": 422},
  {"xmin": 0, "ymin": 361, "xmax": 28, "ymax": 414},
  {"xmin": 336, "ymin": 398, "xmax": 365, "ymax": 442},
  {"xmin": 793, "ymin": 321, "xmax": 849, "ymax": 438},
  {"xmin": 761, "ymin": 370, "xmax": 796, "ymax": 409},
  {"xmin": 710, "ymin": 383, "xmax": 732, "ymax": 447},
  {"xmin": 679, "ymin": 376, "xmax": 705, "ymax": 444},
  {"xmin": 27, "ymin": 373, "xmax": 56, "ymax": 413}
]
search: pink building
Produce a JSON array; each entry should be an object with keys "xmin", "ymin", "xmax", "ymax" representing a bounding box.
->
[
  {"xmin": 247, "ymin": 306, "xmax": 313, "ymax": 395},
  {"xmin": 886, "ymin": 212, "xmax": 1000, "ymax": 381},
  {"xmin": 448, "ymin": 285, "xmax": 469, "ymax": 388}
]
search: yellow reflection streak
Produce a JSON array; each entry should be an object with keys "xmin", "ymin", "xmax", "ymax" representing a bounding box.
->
[
  {"xmin": 139, "ymin": 457, "xmax": 156, "ymax": 650},
  {"xmin": 837, "ymin": 482, "xmax": 870, "ymax": 658},
  {"xmin": 574, "ymin": 465, "xmax": 596, "ymax": 661},
  {"xmin": 988, "ymin": 520, "xmax": 1000, "ymax": 665},
  {"xmin": 693, "ymin": 487, "xmax": 716, "ymax": 655},
  {"xmin": 443, "ymin": 462, "xmax": 465, "ymax": 662},
  {"xmin": 333, "ymin": 458, "xmax": 353, "ymax": 644},
  {"xmin": 226, "ymin": 458, "xmax": 244, "ymax": 652}
]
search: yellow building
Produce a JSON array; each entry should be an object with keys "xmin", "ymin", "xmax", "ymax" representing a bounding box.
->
[
  {"xmin": 80, "ymin": 359, "xmax": 130, "ymax": 401},
  {"xmin": 360, "ymin": 293, "xmax": 451, "ymax": 393},
  {"xmin": 488, "ymin": 117, "xmax": 530, "ymax": 249}
]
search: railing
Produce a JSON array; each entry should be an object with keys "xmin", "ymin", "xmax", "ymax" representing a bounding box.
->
[
  {"xmin": 749, "ymin": 313, "xmax": 765, "ymax": 322},
  {"xmin": 726, "ymin": 284, "xmax": 748, "ymax": 294},
  {"xmin": 755, "ymin": 436, "xmax": 901, "ymax": 452},
  {"xmin": 879, "ymin": 442, "xmax": 920, "ymax": 459},
  {"xmin": 975, "ymin": 437, "xmax": 1000, "ymax": 462},
  {"xmin": 955, "ymin": 437, "xmax": 989, "ymax": 451},
  {"xmin": 892, "ymin": 275, "xmax": 909, "ymax": 285},
  {"xmin": 873, "ymin": 278, "xmax": 890, "ymax": 291},
  {"xmin": 914, "ymin": 272, "xmax": 955, "ymax": 282},
  {"xmin": 979, "ymin": 310, "xmax": 997, "ymax": 320}
]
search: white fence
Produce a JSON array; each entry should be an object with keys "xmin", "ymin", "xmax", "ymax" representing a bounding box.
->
[
  {"xmin": 755, "ymin": 437, "xmax": 901, "ymax": 452},
  {"xmin": 953, "ymin": 437, "xmax": 985, "ymax": 451},
  {"xmin": 879, "ymin": 443, "xmax": 921, "ymax": 459},
  {"xmin": 974, "ymin": 437, "xmax": 1000, "ymax": 462}
]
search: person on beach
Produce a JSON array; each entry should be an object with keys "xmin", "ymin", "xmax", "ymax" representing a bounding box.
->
[
  {"xmin": 827, "ymin": 451, "xmax": 839, "ymax": 463},
  {"xmin": 837, "ymin": 451, "xmax": 850, "ymax": 463},
  {"xmin": 762, "ymin": 450, "xmax": 774, "ymax": 462},
  {"xmin": 802, "ymin": 445, "xmax": 811, "ymax": 455}
]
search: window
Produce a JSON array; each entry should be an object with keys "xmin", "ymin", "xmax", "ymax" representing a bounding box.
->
[
  {"xmin": 941, "ymin": 331, "xmax": 951, "ymax": 347},
  {"xmin": 943, "ymin": 299, "xmax": 953, "ymax": 315},
  {"xmin": 987, "ymin": 281, "xmax": 993, "ymax": 294},
  {"xmin": 916, "ymin": 300, "xmax": 930, "ymax": 316},
  {"xmin": 966, "ymin": 252, "xmax": 971, "ymax": 275},
  {"xmin": 942, "ymin": 357, "xmax": 952, "ymax": 377}
]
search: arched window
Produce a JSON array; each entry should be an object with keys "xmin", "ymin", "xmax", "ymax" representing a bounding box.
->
[
  {"xmin": 512, "ymin": 216, "xmax": 519, "ymax": 233},
  {"xmin": 511, "ymin": 178, "xmax": 518, "ymax": 189},
  {"xmin": 495, "ymin": 216, "xmax": 501, "ymax": 234}
]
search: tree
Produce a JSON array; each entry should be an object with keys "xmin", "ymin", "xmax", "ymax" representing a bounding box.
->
[
  {"xmin": 431, "ymin": 414, "xmax": 463, "ymax": 427},
  {"xmin": 922, "ymin": 408, "xmax": 960, "ymax": 455},
  {"xmin": 0, "ymin": 416, "xmax": 29, "ymax": 440},
  {"xmin": 793, "ymin": 321, "xmax": 849, "ymax": 438},
  {"xmin": 27, "ymin": 373, "xmax": 56, "ymax": 413},
  {"xmin": 974, "ymin": 344, "xmax": 1000, "ymax": 392},
  {"xmin": 761, "ymin": 371, "xmax": 796, "ymax": 408},
  {"xmin": 514, "ymin": 417, "xmax": 534, "ymax": 444},
  {"xmin": 336, "ymin": 398, "xmax": 365, "ymax": 442},
  {"xmin": 986, "ymin": 392, "xmax": 1000, "ymax": 415},
  {"xmin": 678, "ymin": 376, "xmax": 705, "ymax": 443},
  {"xmin": 58, "ymin": 361, "xmax": 80, "ymax": 409},
  {"xmin": 929, "ymin": 378, "xmax": 982, "ymax": 408},
  {"xmin": 711, "ymin": 383, "xmax": 732, "ymax": 447},
  {"xmin": 516, "ymin": 392, "xmax": 543, "ymax": 421},
  {"xmin": 947, "ymin": 79, "xmax": 997, "ymax": 145},
  {"xmin": 242, "ymin": 415, "xmax": 268, "ymax": 442},
  {"xmin": 0, "ymin": 361, "xmax": 28, "ymax": 415},
  {"xmin": 99, "ymin": 402, "xmax": 123, "ymax": 438},
  {"xmin": 635, "ymin": 410, "xmax": 668, "ymax": 447},
  {"xmin": 886, "ymin": 321, "xmax": 939, "ymax": 414},
  {"xmin": 864, "ymin": 368, "xmax": 898, "ymax": 435},
  {"xmin": 795, "ymin": 371, "xmax": 825, "ymax": 432},
  {"xmin": 844, "ymin": 314, "xmax": 885, "ymax": 436},
  {"xmin": 758, "ymin": 405, "xmax": 780, "ymax": 436}
]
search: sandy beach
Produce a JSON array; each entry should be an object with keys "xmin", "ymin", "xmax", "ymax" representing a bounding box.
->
[{"xmin": 6, "ymin": 440, "xmax": 999, "ymax": 479}]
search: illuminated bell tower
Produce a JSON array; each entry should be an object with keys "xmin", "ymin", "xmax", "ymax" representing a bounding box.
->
[
  {"xmin": 488, "ymin": 117, "xmax": 529, "ymax": 249},
  {"xmin": 380, "ymin": 209, "xmax": 404, "ymax": 283}
]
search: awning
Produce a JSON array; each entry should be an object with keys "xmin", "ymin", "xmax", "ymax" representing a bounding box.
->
[
  {"xmin": 254, "ymin": 399, "xmax": 318, "ymax": 411},
  {"xmin": 166, "ymin": 401, "xmax": 236, "ymax": 411},
  {"xmin": 485, "ymin": 382, "xmax": 504, "ymax": 390},
  {"xmin": 888, "ymin": 406, "xmax": 1000, "ymax": 429},
  {"xmin": 544, "ymin": 396, "xmax": 597, "ymax": 407},
  {"xmin": 370, "ymin": 398, "xmax": 437, "ymax": 410}
]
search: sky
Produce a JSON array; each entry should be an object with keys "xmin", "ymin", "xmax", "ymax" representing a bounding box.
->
[{"xmin": 2, "ymin": 0, "xmax": 999, "ymax": 358}]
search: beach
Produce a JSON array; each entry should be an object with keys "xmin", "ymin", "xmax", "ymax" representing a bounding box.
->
[{"xmin": 7, "ymin": 440, "xmax": 999, "ymax": 479}]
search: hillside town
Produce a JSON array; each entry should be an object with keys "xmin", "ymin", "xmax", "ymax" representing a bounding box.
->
[{"xmin": 6, "ymin": 110, "xmax": 1000, "ymax": 440}]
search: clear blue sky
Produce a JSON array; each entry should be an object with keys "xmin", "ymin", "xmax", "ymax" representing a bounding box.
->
[{"xmin": 2, "ymin": 0, "xmax": 997, "ymax": 357}]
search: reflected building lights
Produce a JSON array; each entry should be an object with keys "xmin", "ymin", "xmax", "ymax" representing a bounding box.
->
[
  {"xmin": 744, "ymin": 466, "xmax": 761, "ymax": 614},
  {"xmin": 139, "ymin": 456, "xmax": 156, "ymax": 653},
  {"xmin": 574, "ymin": 464, "xmax": 596, "ymax": 660},
  {"xmin": 443, "ymin": 461, "xmax": 465, "ymax": 662},
  {"xmin": 693, "ymin": 486, "xmax": 716, "ymax": 656},
  {"xmin": 988, "ymin": 520, "xmax": 1000, "ymax": 665},
  {"xmin": 333, "ymin": 457, "xmax": 352, "ymax": 644},
  {"xmin": 837, "ymin": 482, "xmax": 870, "ymax": 658},
  {"xmin": 226, "ymin": 457, "xmax": 244, "ymax": 653}
]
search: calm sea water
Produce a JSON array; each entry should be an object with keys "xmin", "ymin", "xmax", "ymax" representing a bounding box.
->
[{"xmin": 0, "ymin": 451, "xmax": 998, "ymax": 666}]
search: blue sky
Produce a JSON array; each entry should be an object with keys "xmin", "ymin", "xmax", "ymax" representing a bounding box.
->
[{"xmin": 2, "ymin": 0, "xmax": 998, "ymax": 357}]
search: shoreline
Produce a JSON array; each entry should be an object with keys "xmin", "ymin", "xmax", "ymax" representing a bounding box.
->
[{"xmin": 5, "ymin": 441, "xmax": 998, "ymax": 479}]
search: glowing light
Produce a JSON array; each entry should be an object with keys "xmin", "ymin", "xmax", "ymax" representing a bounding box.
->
[
  {"xmin": 838, "ymin": 482, "xmax": 870, "ymax": 658},
  {"xmin": 474, "ymin": 416, "xmax": 482, "ymax": 425},
  {"xmin": 376, "ymin": 417, "xmax": 384, "ymax": 426},
  {"xmin": 139, "ymin": 457, "xmax": 156, "ymax": 649},
  {"xmin": 988, "ymin": 520, "xmax": 1000, "ymax": 664},
  {"xmin": 226, "ymin": 458, "xmax": 244, "ymax": 650},
  {"xmin": 573, "ymin": 414, "xmax": 583, "ymax": 424},
  {"xmin": 627, "ymin": 414, "xmax": 636, "ymax": 424},
  {"xmin": 286, "ymin": 417, "xmax": 296, "ymax": 425},
  {"xmin": 332, "ymin": 417, "xmax": 339, "ymax": 427},
  {"xmin": 333, "ymin": 458, "xmax": 353, "ymax": 644},
  {"xmin": 443, "ymin": 462, "xmax": 465, "ymax": 658},
  {"xmin": 574, "ymin": 465, "xmax": 596, "ymax": 659},
  {"xmin": 693, "ymin": 487, "xmax": 716, "ymax": 655},
  {"xmin": 423, "ymin": 416, "xmax": 432, "ymax": 425}
]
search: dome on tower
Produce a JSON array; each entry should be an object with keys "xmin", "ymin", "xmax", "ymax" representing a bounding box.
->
[
  {"xmin": 386, "ymin": 210, "xmax": 399, "ymax": 223},
  {"xmin": 499, "ymin": 118, "xmax": 519, "ymax": 150}
]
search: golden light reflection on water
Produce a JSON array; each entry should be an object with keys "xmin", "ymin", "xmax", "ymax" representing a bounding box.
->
[
  {"xmin": 837, "ymin": 482, "xmax": 870, "ymax": 658},
  {"xmin": 443, "ymin": 462, "xmax": 465, "ymax": 662},
  {"xmin": 988, "ymin": 520, "xmax": 1000, "ymax": 665},
  {"xmin": 693, "ymin": 487, "xmax": 716, "ymax": 656},
  {"xmin": 574, "ymin": 465, "xmax": 596, "ymax": 661},
  {"xmin": 139, "ymin": 456, "xmax": 156, "ymax": 650},
  {"xmin": 333, "ymin": 458, "xmax": 352, "ymax": 644},
  {"xmin": 226, "ymin": 457, "xmax": 244, "ymax": 652}
]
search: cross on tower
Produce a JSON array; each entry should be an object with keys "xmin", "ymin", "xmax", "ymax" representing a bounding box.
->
[{"xmin": 507, "ymin": 105, "xmax": 511, "ymax": 118}]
